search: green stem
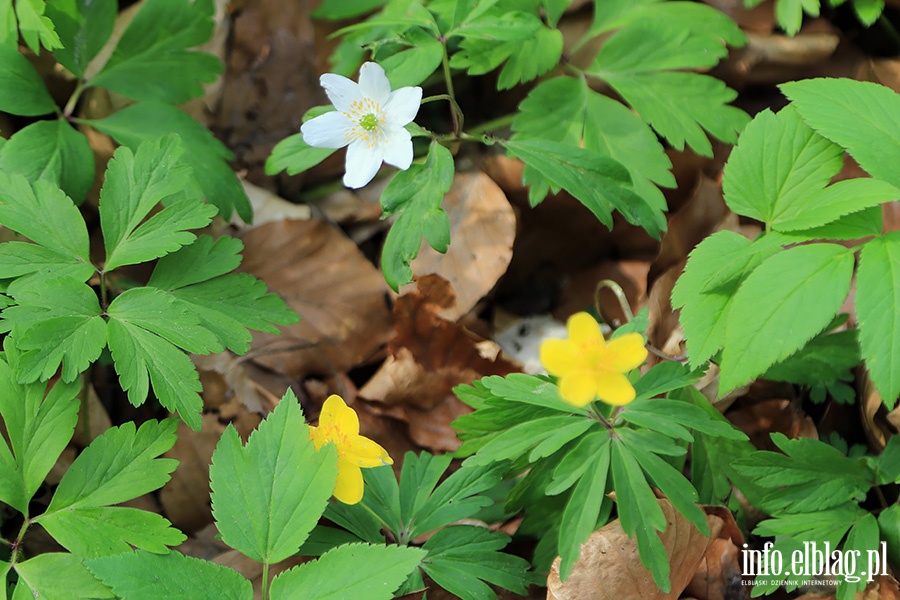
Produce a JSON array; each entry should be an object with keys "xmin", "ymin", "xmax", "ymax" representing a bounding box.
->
[
  {"xmin": 79, "ymin": 368, "xmax": 92, "ymax": 443},
  {"xmin": 63, "ymin": 81, "xmax": 85, "ymax": 118},
  {"xmin": 594, "ymin": 279, "xmax": 633, "ymax": 323},
  {"xmin": 10, "ymin": 517, "xmax": 30, "ymax": 565},
  {"xmin": 461, "ymin": 113, "xmax": 516, "ymax": 138},
  {"xmin": 99, "ymin": 270, "xmax": 109, "ymax": 311},
  {"xmin": 439, "ymin": 40, "xmax": 463, "ymax": 135},
  {"xmin": 261, "ymin": 562, "xmax": 270, "ymax": 600},
  {"xmin": 357, "ymin": 499, "xmax": 396, "ymax": 540}
]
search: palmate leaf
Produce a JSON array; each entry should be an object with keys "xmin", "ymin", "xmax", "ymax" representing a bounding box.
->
[
  {"xmin": 14, "ymin": 553, "xmax": 114, "ymax": 600},
  {"xmin": 421, "ymin": 526, "xmax": 535, "ymax": 600},
  {"xmin": 732, "ymin": 433, "xmax": 872, "ymax": 514},
  {"xmin": 782, "ymin": 79, "xmax": 900, "ymax": 189},
  {"xmin": 591, "ymin": 0, "xmax": 746, "ymax": 46},
  {"xmin": 0, "ymin": 343, "xmax": 80, "ymax": 513},
  {"xmin": 558, "ymin": 440, "xmax": 611, "ymax": 579},
  {"xmin": 2, "ymin": 276, "xmax": 106, "ymax": 383},
  {"xmin": 719, "ymin": 243, "xmax": 854, "ymax": 393},
  {"xmin": 0, "ymin": 119, "xmax": 94, "ymax": 204},
  {"xmin": 380, "ymin": 141, "xmax": 454, "ymax": 291},
  {"xmin": 88, "ymin": 0, "xmax": 221, "ymax": 104},
  {"xmin": 270, "ymin": 543, "xmax": 424, "ymax": 600},
  {"xmin": 511, "ymin": 76, "xmax": 672, "ymax": 232},
  {"xmin": 503, "ymin": 140, "xmax": 663, "ymax": 238},
  {"xmin": 764, "ymin": 328, "xmax": 860, "ymax": 387},
  {"xmin": 856, "ymin": 233, "xmax": 900, "ymax": 407},
  {"xmin": 148, "ymin": 235, "xmax": 298, "ymax": 354},
  {"xmin": 0, "ymin": 43, "xmax": 56, "ymax": 115},
  {"xmin": 0, "ymin": 0, "xmax": 61, "ymax": 54},
  {"xmin": 0, "ymin": 173, "xmax": 92, "ymax": 279},
  {"xmin": 88, "ymin": 550, "xmax": 251, "ymax": 600},
  {"xmin": 100, "ymin": 135, "xmax": 215, "ymax": 271},
  {"xmin": 35, "ymin": 419, "xmax": 185, "ymax": 556},
  {"xmin": 86, "ymin": 102, "xmax": 251, "ymax": 222},
  {"xmin": 210, "ymin": 390, "xmax": 338, "ymax": 564},
  {"xmin": 45, "ymin": 0, "xmax": 116, "ymax": 78}
]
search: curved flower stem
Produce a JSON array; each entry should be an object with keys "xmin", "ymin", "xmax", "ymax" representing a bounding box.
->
[
  {"xmin": 461, "ymin": 113, "xmax": 516, "ymax": 138},
  {"xmin": 63, "ymin": 80, "xmax": 85, "ymax": 119},
  {"xmin": 646, "ymin": 345, "xmax": 687, "ymax": 363},
  {"xmin": 594, "ymin": 279, "xmax": 633, "ymax": 323}
]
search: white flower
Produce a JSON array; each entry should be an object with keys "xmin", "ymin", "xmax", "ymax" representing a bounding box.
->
[{"xmin": 301, "ymin": 62, "xmax": 423, "ymax": 189}]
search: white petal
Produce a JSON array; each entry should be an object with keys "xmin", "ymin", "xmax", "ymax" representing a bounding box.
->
[
  {"xmin": 301, "ymin": 111, "xmax": 351, "ymax": 148},
  {"xmin": 320, "ymin": 73, "xmax": 362, "ymax": 112},
  {"xmin": 344, "ymin": 142, "xmax": 383, "ymax": 189},
  {"xmin": 357, "ymin": 62, "xmax": 391, "ymax": 105},
  {"xmin": 383, "ymin": 86, "xmax": 422, "ymax": 126},
  {"xmin": 381, "ymin": 127, "xmax": 413, "ymax": 170}
]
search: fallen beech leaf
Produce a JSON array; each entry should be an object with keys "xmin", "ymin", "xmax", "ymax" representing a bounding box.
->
[
  {"xmin": 547, "ymin": 497, "xmax": 724, "ymax": 600},
  {"xmin": 399, "ymin": 172, "xmax": 516, "ymax": 321},
  {"xmin": 360, "ymin": 275, "xmax": 518, "ymax": 451},
  {"xmin": 239, "ymin": 219, "xmax": 393, "ymax": 379},
  {"xmin": 685, "ymin": 507, "xmax": 747, "ymax": 600},
  {"xmin": 233, "ymin": 179, "xmax": 311, "ymax": 229}
]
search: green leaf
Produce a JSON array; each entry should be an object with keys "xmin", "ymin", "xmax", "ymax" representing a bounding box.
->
[
  {"xmin": 632, "ymin": 361, "xmax": 700, "ymax": 401},
  {"xmin": 547, "ymin": 430, "xmax": 611, "ymax": 495},
  {"xmin": 89, "ymin": 0, "xmax": 221, "ymax": 103},
  {"xmin": 610, "ymin": 440, "xmax": 669, "ymax": 591},
  {"xmin": 0, "ymin": 119, "xmax": 95, "ymax": 204},
  {"xmin": 38, "ymin": 507, "xmax": 185, "ymax": 558},
  {"xmin": 210, "ymin": 389, "xmax": 338, "ymax": 564},
  {"xmin": 9, "ymin": 0, "xmax": 61, "ymax": 53},
  {"xmin": 43, "ymin": 418, "xmax": 178, "ymax": 511},
  {"xmin": 719, "ymin": 243, "xmax": 854, "ymax": 393},
  {"xmin": 511, "ymin": 77, "xmax": 672, "ymax": 228},
  {"xmin": 46, "ymin": 0, "xmax": 116, "ymax": 78},
  {"xmin": 0, "ymin": 43, "xmax": 56, "ymax": 115},
  {"xmin": 781, "ymin": 78, "xmax": 900, "ymax": 189},
  {"xmin": 780, "ymin": 205, "xmax": 883, "ymax": 241},
  {"xmin": 856, "ymin": 232, "xmax": 900, "ymax": 407},
  {"xmin": 481, "ymin": 373, "xmax": 588, "ymax": 414},
  {"xmin": 3, "ymin": 276, "xmax": 106, "ymax": 383},
  {"xmin": 100, "ymin": 135, "xmax": 215, "ymax": 271},
  {"xmin": 764, "ymin": 329, "xmax": 860, "ymax": 386},
  {"xmin": 878, "ymin": 504, "xmax": 900, "ymax": 568},
  {"xmin": 312, "ymin": 0, "xmax": 387, "ymax": 19},
  {"xmin": 399, "ymin": 451, "xmax": 450, "ymax": 527},
  {"xmin": 382, "ymin": 37, "xmax": 443, "ymax": 87},
  {"xmin": 503, "ymin": 140, "xmax": 663, "ymax": 238},
  {"xmin": 270, "ymin": 543, "xmax": 424, "ymax": 600},
  {"xmin": 148, "ymin": 235, "xmax": 298, "ymax": 353},
  {"xmin": 0, "ymin": 350, "xmax": 80, "ymax": 513},
  {"xmin": 588, "ymin": 21, "xmax": 747, "ymax": 156},
  {"xmin": 0, "ymin": 173, "xmax": 92, "ymax": 272},
  {"xmin": 106, "ymin": 318, "xmax": 205, "ymax": 430},
  {"xmin": 88, "ymin": 550, "xmax": 251, "ymax": 600},
  {"xmin": 108, "ymin": 287, "xmax": 220, "ymax": 353},
  {"xmin": 723, "ymin": 106, "xmax": 842, "ymax": 224},
  {"xmin": 14, "ymin": 553, "xmax": 114, "ymax": 600},
  {"xmin": 558, "ymin": 442, "xmax": 610, "ymax": 579},
  {"xmin": 265, "ymin": 132, "xmax": 336, "ymax": 176},
  {"xmin": 463, "ymin": 415, "xmax": 588, "ymax": 467},
  {"xmin": 297, "ymin": 525, "xmax": 367, "ymax": 556},
  {"xmin": 422, "ymin": 526, "xmax": 534, "ymax": 599},
  {"xmin": 592, "ymin": 0, "xmax": 746, "ymax": 46},
  {"xmin": 86, "ymin": 101, "xmax": 251, "ymax": 222},
  {"xmin": 732, "ymin": 433, "xmax": 871, "ymax": 514},
  {"xmin": 671, "ymin": 231, "xmax": 784, "ymax": 366},
  {"xmin": 852, "ymin": 0, "xmax": 885, "ymax": 25},
  {"xmin": 380, "ymin": 141, "xmax": 454, "ymax": 291},
  {"xmin": 621, "ymin": 398, "xmax": 748, "ymax": 440},
  {"xmin": 877, "ymin": 435, "xmax": 900, "ymax": 484}
]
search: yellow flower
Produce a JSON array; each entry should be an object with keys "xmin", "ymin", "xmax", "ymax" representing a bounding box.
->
[
  {"xmin": 539, "ymin": 312, "xmax": 648, "ymax": 407},
  {"xmin": 309, "ymin": 394, "xmax": 393, "ymax": 504}
]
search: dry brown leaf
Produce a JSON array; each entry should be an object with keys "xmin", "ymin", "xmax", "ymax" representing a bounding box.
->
[
  {"xmin": 685, "ymin": 507, "xmax": 748, "ymax": 600},
  {"xmin": 360, "ymin": 275, "xmax": 518, "ymax": 451},
  {"xmin": 728, "ymin": 392, "xmax": 818, "ymax": 451},
  {"xmin": 398, "ymin": 172, "xmax": 516, "ymax": 321},
  {"xmin": 238, "ymin": 219, "xmax": 393, "ymax": 379},
  {"xmin": 160, "ymin": 415, "xmax": 223, "ymax": 533},
  {"xmin": 234, "ymin": 179, "xmax": 311, "ymax": 229},
  {"xmin": 547, "ymin": 497, "xmax": 724, "ymax": 600}
]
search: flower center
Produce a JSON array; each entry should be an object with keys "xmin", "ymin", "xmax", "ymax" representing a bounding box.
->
[
  {"xmin": 359, "ymin": 113, "xmax": 379, "ymax": 131},
  {"xmin": 344, "ymin": 98, "xmax": 386, "ymax": 148}
]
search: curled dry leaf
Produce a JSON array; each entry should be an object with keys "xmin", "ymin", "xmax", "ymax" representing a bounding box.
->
[
  {"xmin": 399, "ymin": 172, "xmax": 516, "ymax": 322},
  {"xmin": 547, "ymin": 497, "xmax": 725, "ymax": 600},
  {"xmin": 360, "ymin": 275, "xmax": 519, "ymax": 451},
  {"xmin": 232, "ymin": 179, "xmax": 311, "ymax": 230},
  {"xmin": 685, "ymin": 506, "xmax": 748, "ymax": 600},
  {"xmin": 239, "ymin": 219, "xmax": 393, "ymax": 379}
]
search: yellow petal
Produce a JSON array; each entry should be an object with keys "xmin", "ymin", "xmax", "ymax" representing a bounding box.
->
[
  {"xmin": 594, "ymin": 371, "xmax": 636, "ymax": 406},
  {"xmin": 558, "ymin": 371, "xmax": 598, "ymax": 407},
  {"xmin": 343, "ymin": 434, "xmax": 393, "ymax": 468},
  {"xmin": 540, "ymin": 339, "xmax": 579, "ymax": 376},
  {"xmin": 308, "ymin": 425, "xmax": 326, "ymax": 450},
  {"xmin": 605, "ymin": 333, "xmax": 648, "ymax": 372},
  {"xmin": 567, "ymin": 312, "xmax": 603, "ymax": 345},
  {"xmin": 320, "ymin": 394, "xmax": 359, "ymax": 436},
  {"xmin": 334, "ymin": 461, "xmax": 364, "ymax": 504}
]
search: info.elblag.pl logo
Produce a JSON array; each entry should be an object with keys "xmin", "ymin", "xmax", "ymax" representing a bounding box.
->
[{"xmin": 741, "ymin": 541, "xmax": 890, "ymax": 586}]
